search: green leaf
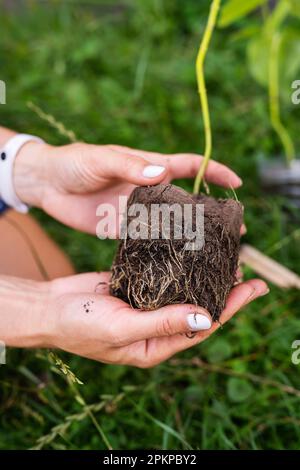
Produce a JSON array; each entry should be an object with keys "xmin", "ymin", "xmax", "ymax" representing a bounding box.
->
[
  {"xmin": 264, "ymin": 0, "xmax": 291, "ymax": 34},
  {"xmin": 247, "ymin": 33, "xmax": 270, "ymax": 87},
  {"xmin": 227, "ymin": 378, "xmax": 254, "ymax": 402},
  {"xmin": 130, "ymin": 400, "xmax": 193, "ymax": 450},
  {"xmin": 247, "ymin": 25, "xmax": 300, "ymax": 100},
  {"xmin": 287, "ymin": 0, "xmax": 300, "ymax": 19},
  {"xmin": 206, "ymin": 339, "xmax": 233, "ymax": 363},
  {"xmin": 219, "ymin": 0, "xmax": 268, "ymax": 28},
  {"xmin": 229, "ymin": 24, "xmax": 261, "ymax": 42},
  {"xmin": 280, "ymin": 28, "xmax": 300, "ymax": 82}
]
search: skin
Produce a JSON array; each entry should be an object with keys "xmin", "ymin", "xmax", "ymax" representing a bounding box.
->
[
  {"xmin": 0, "ymin": 127, "xmax": 269, "ymax": 367},
  {"xmin": 47, "ymin": 274, "xmax": 267, "ymax": 367},
  {"xmin": 14, "ymin": 141, "xmax": 244, "ymax": 234}
]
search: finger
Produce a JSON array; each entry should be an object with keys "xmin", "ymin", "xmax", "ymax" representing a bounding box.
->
[
  {"xmin": 236, "ymin": 267, "xmax": 243, "ymax": 282},
  {"xmin": 51, "ymin": 272, "xmax": 111, "ymax": 295},
  {"xmin": 117, "ymin": 304, "xmax": 212, "ymax": 345},
  {"xmin": 240, "ymin": 224, "xmax": 247, "ymax": 236},
  {"xmin": 91, "ymin": 145, "xmax": 167, "ymax": 185},
  {"xmin": 168, "ymin": 154, "xmax": 242, "ymax": 188},
  {"xmin": 218, "ymin": 278, "xmax": 269, "ymax": 323},
  {"xmin": 110, "ymin": 146, "xmax": 242, "ymax": 188},
  {"xmin": 196, "ymin": 279, "xmax": 268, "ymax": 336},
  {"xmin": 134, "ymin": 279, "xmax": 269, "ymax": 367}
]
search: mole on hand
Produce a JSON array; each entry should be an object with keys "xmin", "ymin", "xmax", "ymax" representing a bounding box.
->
[{"xmin": 83, "ymin": 300, "xmax": 94, "ymax": 314}]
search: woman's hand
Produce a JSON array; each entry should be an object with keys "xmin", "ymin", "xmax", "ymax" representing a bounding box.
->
[
  {"xmin": 43, "ymin": 273, "xmax": 267, "ymax": 367},
  {"xmin": 14, "ymin": 141, "xmax": 242, "ymax": 235},
  {"xmin": 1, "ymin": 272, "xmax": 268, "ymax": 367}
]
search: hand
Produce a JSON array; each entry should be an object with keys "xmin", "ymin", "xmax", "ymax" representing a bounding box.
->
[
  {"xmin": 14, "ymin": 141, "xmax": 242, "ymax": 235},
  {"xmin": 43, "ymin": 272, "xmax": 268, "ymax": 367}
]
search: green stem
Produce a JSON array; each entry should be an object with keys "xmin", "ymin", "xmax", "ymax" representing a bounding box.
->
[
  {"xmin": 86, "ymin": 406, "xmax": 113, "ymax": 450},
  {"xmin": 69, "ymin": 380, "xmax": 113, "ymax": 450},
  {"xmin": 193, "ymin": 0, "xmax": 221, "ymax": 195},
  {"xmin": 268, "ymin": 32, "xmax": 295, "ymax": 165}
]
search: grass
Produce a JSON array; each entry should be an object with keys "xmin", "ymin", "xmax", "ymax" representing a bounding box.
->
[{"xmin": 1, "ymin": 0, "xmax": 300, "ymax": 450}]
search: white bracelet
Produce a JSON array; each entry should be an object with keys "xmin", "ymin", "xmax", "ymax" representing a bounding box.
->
[{"xmin": 0, "ymin": 134, "xmax": 44, "ymax": 213}]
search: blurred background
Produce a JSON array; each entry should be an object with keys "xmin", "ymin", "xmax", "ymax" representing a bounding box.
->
[{"xmin": 1, "ymin": 0, "xmax": 300, "ymax": 450}]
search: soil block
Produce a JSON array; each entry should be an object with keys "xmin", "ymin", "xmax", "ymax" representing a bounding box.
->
[{"xmin": 110, "ymin": 183, "xmax": 243, "ymax": 321}]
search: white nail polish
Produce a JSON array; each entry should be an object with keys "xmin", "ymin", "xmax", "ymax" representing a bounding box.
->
[
  {"xmin": 187, "ymin": 313, "xmax": 211, "ymax": 331},
  {"xmin": 143, "ymin": 165, "xmax": 165, "ymax": 178}
]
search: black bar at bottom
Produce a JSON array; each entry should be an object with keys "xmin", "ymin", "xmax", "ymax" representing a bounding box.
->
[{"xmin": 0, "ymin": 449, "xmax": 293, "ymax": 466}]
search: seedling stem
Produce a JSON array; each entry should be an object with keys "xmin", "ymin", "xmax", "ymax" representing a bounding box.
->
[
  {"xmin": 268, "ymin": 32, "xmax": 295, "ymax": 165},
  {"xmin": 193, "ymin": 0, "xmax": 221, "ymax": 194}
]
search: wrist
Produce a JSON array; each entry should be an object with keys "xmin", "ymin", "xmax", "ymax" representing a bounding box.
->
[
  {"xmin": 0, "ymin": 276, "xmax": 54, "ymax": 348},
  {"xmin": 13, "ymin": 141, "xmax": 53, "ymax": 208}
]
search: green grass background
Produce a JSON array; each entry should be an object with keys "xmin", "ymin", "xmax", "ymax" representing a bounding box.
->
[{"xmin": 1, "ymin": 0, "xmax": 300, "ymax": 450}]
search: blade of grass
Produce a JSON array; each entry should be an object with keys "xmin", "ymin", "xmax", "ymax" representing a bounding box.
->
[{"xmin": 129, "ymin": 399, "xmax": 193, "ymax": 450}]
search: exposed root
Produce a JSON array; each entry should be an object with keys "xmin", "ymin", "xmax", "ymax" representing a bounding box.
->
[{"xmin": 110, "ymin": 184, "xmax": 243, "ymax": 321}]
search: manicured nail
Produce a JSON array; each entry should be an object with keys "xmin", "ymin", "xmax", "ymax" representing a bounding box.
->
[
  {"xmin": 143, "ymin": 165, "xmax": 165, "ymax": 178},
  {"xmin": 235, "ymin": 176, "xmax": 243, "ymax": 187},
  {"xmin": 259, "ymin": 288, "xmax": 270, "ymax": 297},
  {"xmin": 187, "ymin": 313, "xmax": 211, "ymax": 331}
]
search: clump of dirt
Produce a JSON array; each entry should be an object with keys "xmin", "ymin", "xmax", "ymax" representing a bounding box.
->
[{"xmin": 110, "ymin": 183, "xmax": 243, "ymax": 320}]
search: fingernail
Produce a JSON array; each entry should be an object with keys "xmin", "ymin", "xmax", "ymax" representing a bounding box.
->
[
  {"xmin": 143, "ymin": 165, "xmax": 165, "ymax": 178},
  {"xmin": 235, "ymin": 176, "xmax": 243, "ymax": 187},
  {"xmin": 259, "ymin": 288, "xmax": 270, "ymax": 297},
  {"xmin": 187, "ymin": 313, "xmax": 211, "ymax": 331}
]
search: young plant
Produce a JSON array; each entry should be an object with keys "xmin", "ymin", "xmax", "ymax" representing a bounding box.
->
[
  {"xmin": 111, "ymin": 0, "xmax": 243, "ymax": 321},
  {"xmin": 219, "ymin": 0, "xmax": 299, "ymax": 165},
  {"xmin": 268, "ymin": 12, "xmax": 295, "ymax": 164}
]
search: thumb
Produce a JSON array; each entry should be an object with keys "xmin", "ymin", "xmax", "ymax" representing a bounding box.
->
[
  {"xmin": 94, "ymin": 145, "xmax": 167, "ymax": 185},
  {"xmin": 122, "ymin": 304, "xmax": 212, "ymax": 343},
  {"xmin": 150, "ymin": 304, "xmax": 212, "ymax": 338}
]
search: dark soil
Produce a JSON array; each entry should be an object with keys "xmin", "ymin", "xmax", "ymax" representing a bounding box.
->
[{"xmin": 110, "ymin": 183, "xmax": 243, "ymax": 321}]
